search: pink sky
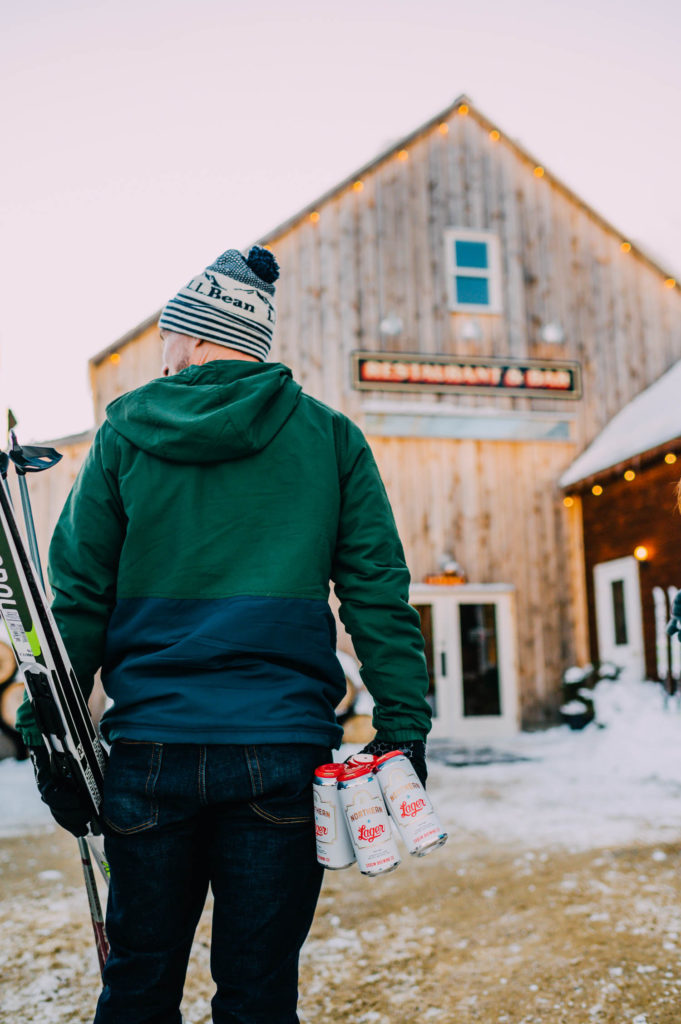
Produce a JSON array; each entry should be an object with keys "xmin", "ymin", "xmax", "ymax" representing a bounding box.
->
[{"xmin": 2, "ymin": 0, "xmax": 680, "ymax": 440}]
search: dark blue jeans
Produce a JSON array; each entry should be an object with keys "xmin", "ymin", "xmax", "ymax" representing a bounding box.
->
[{"xmin": 94, "ymin": 741, "xmax": 330, "ymax": 1024}]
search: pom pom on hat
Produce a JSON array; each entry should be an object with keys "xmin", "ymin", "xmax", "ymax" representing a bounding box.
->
[{"xmin": 246, "ymin": 246, "xmax": 280, "ymax": 285}]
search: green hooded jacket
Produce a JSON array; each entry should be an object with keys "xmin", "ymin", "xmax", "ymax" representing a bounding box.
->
[{"xmin": 16, "ymin": 360, "xmax": 431, "ymax": 748}]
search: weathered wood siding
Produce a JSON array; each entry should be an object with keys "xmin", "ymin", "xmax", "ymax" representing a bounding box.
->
[{"xmin": 368, "ymin": 437, "xmax": 584, "ymax": 721}]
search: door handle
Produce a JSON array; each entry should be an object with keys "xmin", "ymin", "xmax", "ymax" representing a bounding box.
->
[{"xmin": 440, "ymin": 651, "xmax": 447, "ymax": 676}]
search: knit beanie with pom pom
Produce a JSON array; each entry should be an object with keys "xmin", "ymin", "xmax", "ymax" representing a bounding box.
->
[{"xmin": 159, "ymin": 246, "xmax": 280, "ymax": 361}]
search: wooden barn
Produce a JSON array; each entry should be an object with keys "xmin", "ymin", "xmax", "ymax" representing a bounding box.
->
[{"xmin": 24, "ymin": 94, "xmax": 681, "ymax": 741}]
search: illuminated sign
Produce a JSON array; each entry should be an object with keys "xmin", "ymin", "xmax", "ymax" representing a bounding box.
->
[{"xmin": 352, "ymin": 352, "xmax": 582, "ymax": 399}]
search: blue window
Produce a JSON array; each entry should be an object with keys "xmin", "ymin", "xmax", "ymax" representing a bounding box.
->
[
  {"xmin": 456, "ymin": 276, "xmax": 489, "ymax": 305},
  {"xmin": 445, "ymin": 229, "xmax": 502, "ymax": 313},
  {"xmin": 455, "ymin": 240, "xmax": 488, "ymax": 270}
]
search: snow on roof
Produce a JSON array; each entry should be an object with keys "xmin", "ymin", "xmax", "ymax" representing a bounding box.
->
[{"xmin": 560, "ymin": 360, "xmax": 681, "ymax": 487}]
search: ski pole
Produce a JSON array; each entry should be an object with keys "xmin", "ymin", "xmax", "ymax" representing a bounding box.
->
[{"xmin": 8, "ymin": 431, "xmax": 109, "ymax": 973}]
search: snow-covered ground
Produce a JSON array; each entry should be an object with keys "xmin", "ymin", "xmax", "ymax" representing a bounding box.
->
[
  {"xmin": 0, "ymin": 756, "xmax": 52, "ymax": 837},
  {"xmin": 430, "ymin": 678, "xmax": 681, "ymax": 851},
  {"xmin": 2, "ymin": 678, "xmax": 680, "ymax": 850}
]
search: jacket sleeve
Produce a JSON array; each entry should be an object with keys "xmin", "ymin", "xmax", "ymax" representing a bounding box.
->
[
  {"xmin": 330, "ymin": 418, "xmax": 432, "ymax": 741},
  {"xmin": 15, "ymin": 424, "xmax": 126, "ymax": 746}
]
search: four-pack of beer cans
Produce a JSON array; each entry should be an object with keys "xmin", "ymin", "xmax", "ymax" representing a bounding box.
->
[{"xmin": 313, "ymin": 750, "xmax": 448, "ymax": 876}]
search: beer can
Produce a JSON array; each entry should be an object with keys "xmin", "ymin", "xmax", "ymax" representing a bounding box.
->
[
  {"xmin": 375, "ymin": 751, "xmax": 448, "ymax": 857},
  {"xmin": 337, "ymin": 764, "xmax": 401, "ymax": 876},
  {"xmin": 313, "ymin": 764, "xmax": 356, "ymax": 869}
]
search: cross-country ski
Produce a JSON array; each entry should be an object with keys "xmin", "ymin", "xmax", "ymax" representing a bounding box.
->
[{"xmin": 0, "ymin": 437, "xmax": 110, "ymax": 972}]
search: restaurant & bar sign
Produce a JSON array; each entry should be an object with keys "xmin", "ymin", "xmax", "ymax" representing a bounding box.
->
[{"xmin": 352, "ymin": 352, "xmax": 582, "ymax": 399}]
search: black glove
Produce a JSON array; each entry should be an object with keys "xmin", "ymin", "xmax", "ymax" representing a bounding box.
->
[
  {"xmin": 354, "ymin": 736, "xmax": 428, "ymax": 787},
  {"xmin": 29, "ymin": 745, "xmax": 93, "ymax": 837},
  {"xmin": 667, "ymin": 591, "xmax": 681, "ymax": 638}
]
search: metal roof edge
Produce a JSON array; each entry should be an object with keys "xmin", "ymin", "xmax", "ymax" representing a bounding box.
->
[
  {"xmin": 34, "ymin": 428, "xmax": 95, "ymax": 449},
  {"xmin": 254, "ymin": 96, "xmax": 680, "ymax": 288},
  {"xmin": 90, "ymin": 310, "xmax": 162, "ymax": 367},
  {"xmin": 253, "ymin": 93, "xmax": 473, "ymax": 245}
]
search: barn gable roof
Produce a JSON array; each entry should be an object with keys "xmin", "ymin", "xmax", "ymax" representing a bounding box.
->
[{"xmin": 91, "ymin": 93, "xmax": 678, "ymax": 366}]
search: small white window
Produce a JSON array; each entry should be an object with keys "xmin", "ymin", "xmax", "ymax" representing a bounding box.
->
[{"xmin": 444, "ymin": 228, "xmax": 503, "ymax": 314}]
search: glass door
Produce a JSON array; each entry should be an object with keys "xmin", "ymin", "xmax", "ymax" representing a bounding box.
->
[
  {"xmin": 459, "ymin": 603, "xmax": 502, "ymax": 718},
  {"xmin": 411, "ymin": 587, "xmax": 519, "ymax": 740}
]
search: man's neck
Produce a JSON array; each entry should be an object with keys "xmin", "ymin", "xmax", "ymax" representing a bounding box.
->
[{"xmin": 194, "ymin": 341, "xmax": 259, "ymax": 365}]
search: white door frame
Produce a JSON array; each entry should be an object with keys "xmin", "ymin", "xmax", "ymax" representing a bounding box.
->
[
  {"xmin": 429, "ymin": 597, "xmax": 458, "ymax": 740},
  {"xmin": 410, "ymin": 583, "xmax": 519, "ymax": 740},
  {"xmin": 593, "ymin": 556, "xmax": 645, "ymax": 680}
]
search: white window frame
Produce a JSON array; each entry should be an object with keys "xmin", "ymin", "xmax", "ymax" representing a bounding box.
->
[{"xmin": 444, "ymin": 228, "xmax": 503, "ymax": 315}]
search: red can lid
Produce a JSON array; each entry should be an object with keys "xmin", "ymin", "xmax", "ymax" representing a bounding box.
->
[
  {"xmin": 340, "ymin": 763, "xmax": 374, "ymax": 780},
  {"xmin": 375, "ymin": 750, "xmax": 405, "ymax": 766},
  {"xmin": 346, "ymin": 753, "xmax": 377, "ymax": 766},
  {"xmin": 315, "ymin": 763, "xmax": 345, "ymax": 778}
]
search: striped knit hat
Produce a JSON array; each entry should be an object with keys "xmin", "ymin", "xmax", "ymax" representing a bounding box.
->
[{"xmin": 159, "ymin": 246, "xmax": 279, "ymax": 361}]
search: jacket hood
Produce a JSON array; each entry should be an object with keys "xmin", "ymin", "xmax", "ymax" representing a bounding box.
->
[{"xmin": 106, "ymin": 361, "xmax": 302, "ymax": 463}]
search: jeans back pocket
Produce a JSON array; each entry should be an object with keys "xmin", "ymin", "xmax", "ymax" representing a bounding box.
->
[
  {"xmin": 102, "ymin": 740, "xmax": 163, "ymax": 835},
  {"xmin": 246, "ymin": 744, "xmax": 331, "ymax": 826}
]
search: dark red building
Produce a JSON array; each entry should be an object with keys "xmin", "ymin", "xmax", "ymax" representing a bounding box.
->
[{"xmin": 561, "ymin": 360, "xmax": 681, "ymax": 684}]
